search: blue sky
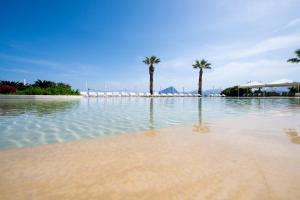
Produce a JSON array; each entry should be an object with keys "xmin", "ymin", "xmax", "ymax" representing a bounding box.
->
[{"xmin": 1, "ymin": 0, "xmax": 300, "ymax": 92}]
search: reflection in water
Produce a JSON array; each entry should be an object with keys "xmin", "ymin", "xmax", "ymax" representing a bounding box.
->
[
  {"xmin": 1, "ymin": 97, "xmax": 300, "ymax": 149},
  {"xmin": 285, "ymin": 129, "xmax": 300, "ymax": 144},
  {"xmin": 193, "ymin": 98, "xmax": 210, "ymax": 134},
  {"xmin": 144, "ymin": 98, "xmax": 158, "ymax": 137},
  {"xmin": 0, "ymin": 99, "xmax": 80, "ymax": 117}
]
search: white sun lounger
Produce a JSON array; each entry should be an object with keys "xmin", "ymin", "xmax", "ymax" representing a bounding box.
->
[
  {"xmin": 88, "ymin": 92, "xmax": 97, "ymax": 97},
  {"xmin": 97, "ymin": 92, "xmax": 105, "ymax": 97},
  {"xmin": 121, "ymin": 92, "xmax": 129, "ymax": 96},
  {"xmin": 80, "ymin": 92, "xmax": 88, "ymax": 96}
]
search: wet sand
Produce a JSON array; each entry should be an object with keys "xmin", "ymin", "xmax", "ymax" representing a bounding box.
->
[{"xmin": 0, "ymin": 116, "xmax": 300, "ymax": 200}]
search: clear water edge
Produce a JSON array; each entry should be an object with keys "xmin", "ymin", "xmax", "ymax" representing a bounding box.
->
[{"xmin": 1, "ymin": 97, "xmax": 300, "ymax": 150}]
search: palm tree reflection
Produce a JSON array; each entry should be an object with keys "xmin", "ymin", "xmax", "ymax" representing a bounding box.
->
[
  {"xmin": 193, "ymin": 98, "xmax": 210, "ymax": 134},
  {"xmin": 285, "ymin": 129, "xmax": 300, "ymax": 144},
  {"xmin": 144, "ymin": 98, "xmax": 158, "ymax": 137}
]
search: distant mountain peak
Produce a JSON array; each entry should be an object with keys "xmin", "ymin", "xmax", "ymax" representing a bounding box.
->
[{"xmin": 159, "ymin": 86, "xmax": 178, "ymax": 94}]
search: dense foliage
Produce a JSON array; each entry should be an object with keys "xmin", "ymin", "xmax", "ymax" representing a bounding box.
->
[
  {"xmin": 221, "ymin": 86, "xmax": 249, "ymax": 97},
  {"xmin": 0, "ymin": 80, "xmax": 80, "ymax": 95},
  {"xmin": 221, "ymin": 86, "xmax": 297, "ymax": 97},
  {"xmin": 287, "ymin": 49, "xmax": 300, "ymax": 63}
]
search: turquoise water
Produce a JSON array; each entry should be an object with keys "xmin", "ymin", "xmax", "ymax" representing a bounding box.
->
[{"xmin": 0, "ymin": 97, "xmax": 300, "ymax": 149}]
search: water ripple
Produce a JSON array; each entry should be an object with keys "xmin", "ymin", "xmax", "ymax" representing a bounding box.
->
[{"xmin": 1, "ymin": 98, "xmax": 300, "ymax": 149}]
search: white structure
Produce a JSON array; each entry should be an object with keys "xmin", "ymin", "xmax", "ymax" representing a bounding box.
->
[
  {"xmin": 238, "ymin": 79, "xmax": 300, "ymax": 97},
  {"xmin": 239, "ymin": 81, "xmax": 265, "ymax": 89}
]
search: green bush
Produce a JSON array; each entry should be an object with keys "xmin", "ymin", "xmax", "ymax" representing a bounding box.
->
[{"xmin": 1, "ymin": 80, "xmax": 80, "ymax": 95}]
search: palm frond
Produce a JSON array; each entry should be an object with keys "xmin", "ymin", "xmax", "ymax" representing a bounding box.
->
[
  {"xmin": 193, "ymin": 59, "xmax": 212, "ymax": 69},
  {"xmin": 142, "ymin": 56, "xmax": 160, "ymax": 64},
  {"xmin": 143, "ymin": 57, "xmax": 150, "ymax": 64},
  {"xmin": 154, "ymin": 58, "xmax": 160, "ymax": 64},
  {"xmin": 295, "ymin": 49, "xmax": 300, "ymax": 58},
  {"xmin": 192, "ymin": 64, "xmax": 198, "ymax": 69},
  {"xmin": 287, "ymin": 58, "xmax": 300, "ymax": 63}
]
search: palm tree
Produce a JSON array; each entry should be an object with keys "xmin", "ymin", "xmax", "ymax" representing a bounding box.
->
[
  {"xmin": 192, "ymin": 59, "xmax": 211, "ymax": 95},
  {"xmin": 287, "ymin": 49, "xmax": 300, "ymax": 63},
  {"xmin": 143, "ymin": 56, "xmax": 160, "ymax": 95}
]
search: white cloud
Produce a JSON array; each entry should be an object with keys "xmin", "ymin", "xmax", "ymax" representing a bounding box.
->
[
  {"xmin": 0, "ymin": 67, "xmax": 40, "ymax": 74},
  {"xmin": 218, "ymin": 0, "xmax": 298, "ymax": 23},
  {"xmin": 205, "ymin": 59, "xmax": 300, "ymax": 88},
  {"xmin": 227, "ymin": 34, "xmax": 300, "ymax": 60},
  {"xmin": 0, "ymin": 53, "xmax": 63, "ymax": 69},
  {"xmin": 285, "ymin": 17, "xmax": 300, "ymax": 28},
  {"xmin": 155, "ymin": 31, "xmax": 300, "ymax": 91},
  {"xmin": 0, "ymin": 53, "xmax": 100, "ymax": 74}
]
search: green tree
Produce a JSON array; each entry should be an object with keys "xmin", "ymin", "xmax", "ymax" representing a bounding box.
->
[
  {"xmin": 221, "ymin": 86, "xmax": 250, "ymax": 97},
  {"xmin": 287, "ymin": 49, "xmax": 300, "ymax": 63},
  {"xmin": 33, "ymin": 80, "xmax": 56, "ymax": 88},
  {"xmin": 192, "ymin": 59, "xmax": 212, "ymax": 95},
  {"xmin": 0, "ymin": 79, "xmax": 79, "ymax": 95},
  {"xmin": 143, "ymin": 56, "xmax": 160, "ymax": 95}
]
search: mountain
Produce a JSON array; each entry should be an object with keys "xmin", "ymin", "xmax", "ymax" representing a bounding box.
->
[{"xmin": 159, "ymin": 86, "xmax": 178, "ymax": 94}]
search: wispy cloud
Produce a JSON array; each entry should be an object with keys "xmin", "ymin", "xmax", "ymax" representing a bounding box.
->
[
  {"xmin": 227, "ymin": 34, "xmax": 300, "ymax": 60},
  {"xmin": 0, "ymin": 53, "xmax": 63, "ymax": 69},
  {"xmin": 218, "ymin": 0, "xmax": 297, "ymax": 24},
  {"xmin": 207, "ymin": 59, "xmax": 299, "ymax": 87},
  {"xmin": 285, "ymin": 17, "xmax": 300, "ymax": 28},
  {"xmin": 155, "ymin": 31, "xmax": 300, "ymax": 90},
  {"xmin": 0, "ymin": 53, "xmax": 100, "ymax": 75},
  {"xmin": 159, "ymin": 32, "xmax": 300, "ymax": 72},
  {"xmin": 0, "ymin": 67, "xmax": 40, "ymax": 74}
]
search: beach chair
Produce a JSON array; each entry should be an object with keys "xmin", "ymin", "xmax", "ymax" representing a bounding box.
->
[
  {"xmin": 105, "ymin": 92, "xmax": 113, "ymax": 97},
  {"xmin": 121, "ymin": 92, "xmax": 129, "ymax": 97},
  {"xmin": 112, "ymin": 92, "xmax": 121, "ymax": 97},
  {"xmin": 80, "ymin": 92, "xmax": 88, "ymax": 97},
  {"xmin": 89, "ymin": 92, "xmax": 97, "ymax": 97},
  {"xmin": 97, "ymin": 92, "xmax": 105, "ymax": 97}
]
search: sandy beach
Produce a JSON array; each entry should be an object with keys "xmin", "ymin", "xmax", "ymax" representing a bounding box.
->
[{"xmin": 0, "ymin": 115, "xmax": 300, "ymax": 200}]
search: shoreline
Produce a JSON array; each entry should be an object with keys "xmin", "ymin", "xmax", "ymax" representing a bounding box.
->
[
  {"xmin": 0, "ymin": 95, "xmax": 82, "ymax": 100},
  {"xmin": 1, "ymin": 115, "xmax": 300, "ymax": 199}
]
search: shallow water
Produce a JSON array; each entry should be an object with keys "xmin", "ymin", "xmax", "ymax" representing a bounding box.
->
[
  {"xmin": 1, "ymin": 97, "xmax": 300, "ymax": 149},
  {"xmin": 1, "ymin": 97, "xmax": 300, "ymax": 199}
]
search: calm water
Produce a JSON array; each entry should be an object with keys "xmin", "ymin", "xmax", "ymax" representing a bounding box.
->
[{"xmin": 0, "ymin": 97, "xmax": 300, "ymax": 149}]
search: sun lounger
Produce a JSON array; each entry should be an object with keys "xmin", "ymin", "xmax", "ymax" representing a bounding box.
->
[
  {"xmin": 97, "ymin": 92, "xmax": 105, "ymax": 97},
  {"xmin": 88, "ymin": 92, "xmax": 97, "ymax": 97},
  {"xmin": 121, "ymin": 92, "xmax": 129, "ymax": 96},
  {"xmin": 80, "ymin": 92, "xmax": 88, "ymax": 96}
]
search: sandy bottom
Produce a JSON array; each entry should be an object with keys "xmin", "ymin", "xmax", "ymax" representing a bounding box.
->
[{"xmin": 0, "ymin": 116, "xmax": 300, "ymax": 200}]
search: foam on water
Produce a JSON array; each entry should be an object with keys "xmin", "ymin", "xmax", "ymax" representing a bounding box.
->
[{"xmin": 0, "ymin": 97, "xmax": 300, "ymax": 149}]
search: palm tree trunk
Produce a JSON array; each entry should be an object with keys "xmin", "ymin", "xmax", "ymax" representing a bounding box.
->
[
  {"xmin": 149, "ymin": 65, "xmax": 154, "ymax": 95},
  {"xmin": 198, "ymin": 69, "xmax": 203, "ymax": 95}
]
